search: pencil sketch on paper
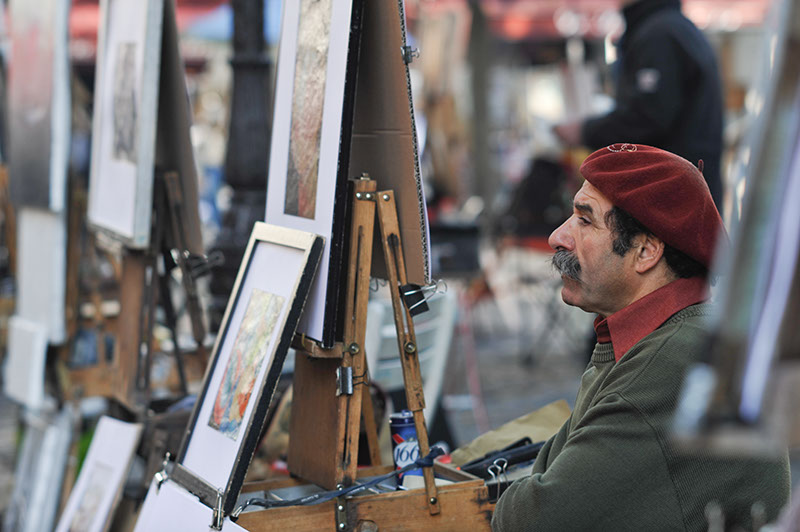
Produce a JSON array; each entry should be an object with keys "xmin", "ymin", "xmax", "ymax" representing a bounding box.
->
[
  {"xmin": 112, "ymin": 42, "xmax": 138, "ymax": 163},
  {"xmin": 68, "ymin": 462, "xmax": 113, "ymax": 532},
  {"xmin": 209, "ymin": 288, "xmax": 285, "ymax": 440},
  {"xmin": 284, "ymin": 0, "xmax": 333, "ymax": 219}
]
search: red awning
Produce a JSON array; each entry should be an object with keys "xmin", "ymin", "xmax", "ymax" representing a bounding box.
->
[{"xmin": 69, "ymin": 0, "xmax": 224, "ymax": 60}]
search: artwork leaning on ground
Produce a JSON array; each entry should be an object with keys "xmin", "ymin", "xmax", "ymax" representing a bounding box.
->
[
  {"xmin": 209, "ymin": 288, "xmax": 285, "ymax": 440},
  {"xmin": 67, "ymin": 463, "xmax": 114, "ymax": 532}
]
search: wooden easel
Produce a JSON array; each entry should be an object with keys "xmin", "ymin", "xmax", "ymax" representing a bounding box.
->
[
  {"xmin": 288, "ymin": 175, "xmax": 439, "ymax": 510},
  {"xmin": 237, "ymin": 177, "xmax": 493, "ymax": 531},
  {"xmin": 65, "ymin": 170, "xmax": 208, "ymax": 408}
]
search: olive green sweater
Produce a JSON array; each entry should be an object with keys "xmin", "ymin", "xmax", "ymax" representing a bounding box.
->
[{"xmin": 492, "ymin": 304, "xmax": 790, "ymax": 531}]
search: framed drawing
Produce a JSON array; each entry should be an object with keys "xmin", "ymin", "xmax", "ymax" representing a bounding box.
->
[
  {"xmin": 7, "ymin": 0, "xmax": 71, "ymax": 212},
  {"xmin": 87, "ymin": 0, "xmax": 163, "ymax": 248},
  {"xmin": 265, "ymin": 0, "xmax": 364, "ymax": 347},
  {"xmin": 54, "ymin": 417, "xmax": 142, "ymax": 532},
  {"xmin": 175, "ymin": 222, "xmax": 323, "ymax": 515}
]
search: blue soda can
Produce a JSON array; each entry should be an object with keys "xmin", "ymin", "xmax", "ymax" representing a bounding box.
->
[{"xmin": 390, "ymin": 410, "xmax": 421, "ymax": 480}]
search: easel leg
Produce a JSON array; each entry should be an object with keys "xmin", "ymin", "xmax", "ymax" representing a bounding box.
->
[
  {"xmin": 157, "ymin": 266, "xmax": 189, "ymax": 396},
  {"xmin": 337, "ymin": 178, "xmax": 380, "ymax": 485},
  {"xmin": 376, "ymin": 190, "xmax": 441, "ymax": 515}
]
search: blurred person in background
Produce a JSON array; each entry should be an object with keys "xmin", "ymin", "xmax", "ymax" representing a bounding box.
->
[
  {"xmin": 491, "ymin": 144, "xmax": 789, "ymax": 531},
  {"xmin": 554, "ymin": 0, "xmax": 724, "ymax": 210}
]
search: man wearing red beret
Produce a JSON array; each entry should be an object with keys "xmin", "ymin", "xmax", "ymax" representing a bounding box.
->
[{"xmin": 492, "ymin": 144, "xmax": 789, "ymax": 531}]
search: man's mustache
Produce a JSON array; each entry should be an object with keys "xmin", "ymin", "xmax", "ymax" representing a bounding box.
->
[{"xmin": 551, "ymin": 250, "xmax": 581, "ymax": 281}]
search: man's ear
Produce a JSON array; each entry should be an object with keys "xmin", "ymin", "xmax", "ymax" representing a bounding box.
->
[{"xmin": 633, "ymin": 234, "xmax": 665, "ymax": 274}]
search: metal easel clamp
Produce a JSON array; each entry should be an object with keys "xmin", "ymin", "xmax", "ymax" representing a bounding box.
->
[
  {"xmin": 336, "ymin": 367, "xmax": 354, "ymax": 396},
  {"xmin": 211, "ymin": 489, "xmax": 225, "ymax": 530},
  {"xmin": 336, "ymin": 496, "xmax": 348, "ymax": 530},
  {"xmin": 401, "ymin": 279, "xmax": 448, "ymax": 316},
  {"xmin": 401, "ymin": 45, "xmax": 420, "ymax": 64},
  {"xmin": 154, "ymin": 452, "xmax": 173, "ymax": 492}
]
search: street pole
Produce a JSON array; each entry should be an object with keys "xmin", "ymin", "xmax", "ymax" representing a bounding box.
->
[{"xmin": 208, "ymin": 0, "xmax": 271, "ymax": 329}]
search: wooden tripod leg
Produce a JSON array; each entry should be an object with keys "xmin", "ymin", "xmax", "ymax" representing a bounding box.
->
[
  {"xmin": 336, "ymin": 178, "xmax": 380, "ymax": 486},
  {"xmin": 376, "ymin": 190, "xmax": 441, "ymax": 515}
]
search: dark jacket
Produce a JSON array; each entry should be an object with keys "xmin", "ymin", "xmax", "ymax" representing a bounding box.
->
[{"xmin": 582, "ymin": 0, "xmax": 724, "ymax": 209}]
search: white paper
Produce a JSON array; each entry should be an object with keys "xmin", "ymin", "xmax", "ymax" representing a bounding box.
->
[
  {"xmin": 134, "ymin": 479, "xmax": 248, "ymax": 532},
  {"xmin": 3, "ymin": 316, "xmax": 47, "ymax": 409},
  {"xmin": 16, "ymin": 207, "xmax": 67, "ymax": 342},
  {"xmin": 55, "ymin": 416, "xmax": 142, "ymax": 532}
]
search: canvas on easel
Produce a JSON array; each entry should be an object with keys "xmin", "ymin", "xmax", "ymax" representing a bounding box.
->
[
  {"xmin": 265, "ymin": 0, "xmax": 430, "ymax": 348},
  {"xmin": 75, "ymin": 0, "xmax": 205, "ymax": 406},
  {"xmin": 162, "ymin": 223, "xmax": 322, "ymax": 517},
  {"xmin": 87, "ymin": 0, "xmax": 202, "ymax": 254},
  {"xmin": 283, "ymin": 0, "xmax": 432, "ymax": 488}
]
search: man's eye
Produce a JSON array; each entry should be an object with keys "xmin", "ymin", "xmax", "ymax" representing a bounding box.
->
[{"xmin": 578, "ymin": 217, "xmax": 590, "ymax": 225}]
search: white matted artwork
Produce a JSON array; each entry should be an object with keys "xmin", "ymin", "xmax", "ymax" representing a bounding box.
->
[
  {"xmin": 176, "ymin": 223, "xmax": 323, "ymax": 514},
  {"xmin": 55, "ymin": 416, "xmax": 142, "ymax": 532},
  {"xmin": 15, "ymin": 208, "xmax": 68, "ymax": 343},
  {"xmin": 266, "ymin": 0, "xmax": 360, "ymax": 347},
  {"xmin": 3, "ymin": 316, "xmax": 48, "ymax": 410},
  {"xmin": 7, "ymin": 0, "xmax": 71, "ymax": 212},
  {"xmin": 87, "ymin": 0, "xmax": 163, "ymax": 248},
  {"xmin": 134, "ymin": 479, "xmax": 248, "ymax": 532},
  {"xmin": 3, "ymin": 407, "xmax": 74, "ymax": 532}
]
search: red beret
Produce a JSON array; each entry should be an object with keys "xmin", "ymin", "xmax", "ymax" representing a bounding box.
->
[{"xmin": 580, "ymin": 143, "xmax": 725, "ymax": 269}]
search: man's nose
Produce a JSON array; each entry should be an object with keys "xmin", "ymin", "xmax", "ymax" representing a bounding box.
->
[{"xmin": 548, "ymin": 219, "xmax": 573, "ymax": 251}]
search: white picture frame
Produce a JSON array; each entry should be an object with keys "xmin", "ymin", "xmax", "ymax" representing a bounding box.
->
[
  {"xmin": 87, "ymin": 0, "xmax": 163, "ymax": 248},
  {"xmin": 55, "ymin": 417, "xmax": 142, "ymax": 532},
  {"xmin": 176, "ymin": 222, "xmax": 323, "ymax": 515}
]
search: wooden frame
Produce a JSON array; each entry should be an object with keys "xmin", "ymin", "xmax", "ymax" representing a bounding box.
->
[
  {"xmin": 236, "ymin": 458, "xmax": 494, "ymax": 530},
  {"xmin": 265, "ymin": 0, "xmax": 364, "ymax": 347},
  {"xmin": 87, "ymin": 0, "xmax": 163, "ymax": 248},
  {"xmin": 176, "ymin": 222, "xmax": 323, "ymax": 515}
]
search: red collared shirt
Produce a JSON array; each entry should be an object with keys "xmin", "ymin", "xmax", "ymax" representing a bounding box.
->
[{"xmin": 594, "ymin": 277, "xmax": 710, "ymax": 362}]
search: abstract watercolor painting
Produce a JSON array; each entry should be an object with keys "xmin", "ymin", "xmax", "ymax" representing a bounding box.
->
[
  {"xmin": 283, "ymin": 0, "xmax": 333, "ymax": 219},
  {"xmin": 208, "ymin": 288, "xmax": 285, "ymax": 440}
]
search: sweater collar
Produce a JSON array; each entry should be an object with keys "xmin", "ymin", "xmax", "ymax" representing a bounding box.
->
[
  {"xmin": 621, "ymin": 0, "xmax": 681, "ymax": 38},
  {"xmin": 594, "ymin": 276, "xmax": 709, "ymax": 362}
]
